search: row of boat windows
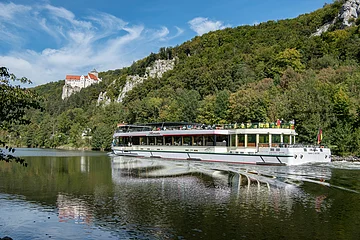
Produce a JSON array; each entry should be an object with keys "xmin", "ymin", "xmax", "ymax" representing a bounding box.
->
[{"xmin": 113, "ymin": 134, "xmax": 295, "ymax": 147}]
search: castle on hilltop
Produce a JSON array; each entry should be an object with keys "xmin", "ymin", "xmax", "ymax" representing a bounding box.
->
[{"xmin": 62, "ymin": 69, "xmax": 102, "ymax": 99}]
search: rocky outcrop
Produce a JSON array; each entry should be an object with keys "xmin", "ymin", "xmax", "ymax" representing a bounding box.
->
[
  {"xmin": 116, "ymin": 75, "xmax": 146, "ymax": 103},
  {"xmin": 340, "ymin": 0, "xmax": 360, "ymax": 27},
  {"xmin": 97, "ymin": 91, "xmax": 111, "ymax": 106},
  {"xmin": 62, "ymin": 84, "xmax": 82, "ymax": 100},
  {"xmin": 145, "ymin": 59, "xmax": 175, "ymax": 78},
  {"xmin": 313, "ymin": 0, "xmax": 360, "ymax": 36},
  {"xmin": 97, "ymin": 58, "xmax": 176, "ymax": 105},
  {"xmin": 312, "ymin": 22, "xmax": 335, "ymax": 36}
]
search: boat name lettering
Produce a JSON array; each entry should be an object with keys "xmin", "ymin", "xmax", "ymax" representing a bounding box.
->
[{"xmin": 149, "ymin": 132, "xmax": 162, "ymax": 135}]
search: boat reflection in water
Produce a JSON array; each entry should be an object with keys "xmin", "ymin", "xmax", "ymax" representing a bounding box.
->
[
  {"xmin": 57, "ymin": 194, "xmax": 93, "ymax": 224},
  {"xmin": 110, "ymin": 155, "xmax": 335, "ymax": 214}
]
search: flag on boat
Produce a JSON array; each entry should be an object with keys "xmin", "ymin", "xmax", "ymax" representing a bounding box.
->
[{"xmin": 317, "ymin": 129, "xmax": 323, "ymax": 144}]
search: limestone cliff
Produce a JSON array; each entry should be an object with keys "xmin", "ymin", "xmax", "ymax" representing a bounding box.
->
[
  {"xmin": 97, "ymin": 58, "xmax": 175, "ymax": 105},
  {"xmin": 116, "ymin": 75, "xmax": 147, "ymax": 103},
  {"xmin": 62, "ymin": 85, "xmax": 82, "ymax": 100},
  {"xmin": 313, "ymin": 0, "xmax": 360, "ymax": 36}
]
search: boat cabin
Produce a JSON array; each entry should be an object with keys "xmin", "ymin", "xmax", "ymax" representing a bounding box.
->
[{"xmin": 113, "ymin": 122, "xmax": 297, "ymax": 150}]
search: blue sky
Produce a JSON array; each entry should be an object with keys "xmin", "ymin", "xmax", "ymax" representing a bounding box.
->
[{"xmin": 0, "ymin": 0, "xmax": 329, "ymax": 86}]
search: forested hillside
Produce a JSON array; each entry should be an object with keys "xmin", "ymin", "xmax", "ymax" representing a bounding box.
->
[{"xmin": 6, "ymin": 0, "xmax": 360, "ymax": 155}]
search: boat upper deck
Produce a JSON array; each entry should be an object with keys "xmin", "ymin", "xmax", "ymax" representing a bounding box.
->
[{"xmin": 114, "ymin": 122, "xmax": 297, "ymax": 137}]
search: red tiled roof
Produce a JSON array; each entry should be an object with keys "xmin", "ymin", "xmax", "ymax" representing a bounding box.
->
[
  {"xmin": 66, "ymin": 75, "xmax": 81, "ymax": 80},
  {"xmin": 88, "ymin": 73, "xmax": 98, "ymax": 80}
]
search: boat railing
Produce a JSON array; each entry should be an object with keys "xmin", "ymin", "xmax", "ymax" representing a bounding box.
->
[
  {"xmin": 165, "ymin": 122, "xmax": 295, "ymax": 130},
  {"xmin": 115, "ymin": 122, "xmax": 295, "ymax": 133}
]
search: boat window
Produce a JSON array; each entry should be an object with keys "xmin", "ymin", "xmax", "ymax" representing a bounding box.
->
[
  {"xmin": 183, "ymin": 136, "xmax": 192, "ymax": 146},
  {"xmin": 237, "ymin": 134, "xmax": 245, "ymax": 147},
  {"xmin": 304, "ymin": 148, "xmax": 307, "ymax": 152},
  {"xmin": 165, "ymin": 136, "xmax": 172, "ymax": 146},
  {"xmin": 154, "ymin": 136, "xmax": 162, "ymax": 145},
  {"xmin": 194, "ymin": 136, "xmax": 203, "ymax": 146},
  {"xmin": 320, "ymin": 148, "xmax": 323, "ymax": 152},
  {"xmin": 259, "ymin": 134, "xmax": 269, "ymax": 147},
  {"xmin": 247, "ymin": 134, "xmax": 256, "ymax": 147},
  {"xmin": 116, "ymin": 136, "xmax": 130, "ymax": 146},
  {"xmin": 276, "ymin": 148, "xmax": 280, "ymax": 151},
  {"xmin": 132, "ymin": 137, "xmax": 140, "ymax": 145},
  {"xmin": 271, "ymin": 134, "xmax": 281, "ymax": 147},
  {"xmin": 174, "ymin": 136, "xmax": 182, "ymax": 146},
  {"xmin": 148, "ymin": 137, "xmax": 156, "ymax": 145},
  {"xmin": 205, "ymin": 135, "xmax": 215, "ymax": 146},
  {"xmin": 270, "ymin": 148, "xmax": 274, "ymax": 151},
  {"xmin": 216, "ymin": 135, "xmax": 228, "ymax": 146}
]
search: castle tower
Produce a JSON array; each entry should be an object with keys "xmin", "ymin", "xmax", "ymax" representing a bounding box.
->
[{"xmin": 90, "ymin": 68, "xmax": 98, "ymax": 78}]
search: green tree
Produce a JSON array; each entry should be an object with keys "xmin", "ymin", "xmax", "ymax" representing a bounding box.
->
[
  {"xmin": 0, "ymin": 67, "xmax": 40, "ymax": 165},
  {"xmin": 0, "ymin": 67, "xmax": 40, "ymax": 128},
  {"xmin": 91, "ymin": 123, "xmax": 114, "ymax": 151},
  {"xmin": 196, "ymin": 95, "xmax": 217, "ymax": 124},
  {"xmin": 214, "ymin": 90, "xmax": 230, "ymax": 123},
  {"xmin": 272, "ymin": 48, "xmax": 305, "ymax": 76},
  {"xmin": 229, "ymin": 89, "xmax": 268, "ymax": 123}
]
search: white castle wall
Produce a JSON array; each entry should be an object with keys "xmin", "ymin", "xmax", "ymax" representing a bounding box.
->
[{"xmin": 62, "ymin": 71, "xmax": 102, "ymax": 99}]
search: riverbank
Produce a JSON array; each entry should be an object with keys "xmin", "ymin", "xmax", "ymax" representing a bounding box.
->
[
  {"xmin": 332, "ymin": 155, "xmax": 360, "ymax": 162},
  {"xmin": 55, "ymin": 145, "xmax": 92, "ymax": 151}
]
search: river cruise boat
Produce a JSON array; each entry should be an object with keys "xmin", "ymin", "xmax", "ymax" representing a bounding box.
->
[{"xmin": 111, "ymin": 122, "xmax": 331, "ymax": 166}]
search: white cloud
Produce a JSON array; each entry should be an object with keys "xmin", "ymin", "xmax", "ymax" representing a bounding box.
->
[
  {"xmin": 0, "ymin": 2, "xmax": 31, "ymax": 20},
  {"xmin": 188, "ymin": 17, "xmax": 230, "ymax": 35},
  {"xmin": 145, "ymin": 26, "xmax": 185, "ymax": 42},
  {"xmin": 0, "ymin": 2, "xmax": 182, "ymax": 86}
]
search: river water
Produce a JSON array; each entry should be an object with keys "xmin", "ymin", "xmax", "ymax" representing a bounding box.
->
[{"xmin": 0, "ymin": 148, "xmax": 360, "ymax": 239}]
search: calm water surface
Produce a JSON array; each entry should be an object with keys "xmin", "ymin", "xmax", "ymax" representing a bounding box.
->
[{"xmin": 0, "ymin": 148, "xmax": 360, "ymax": 239}]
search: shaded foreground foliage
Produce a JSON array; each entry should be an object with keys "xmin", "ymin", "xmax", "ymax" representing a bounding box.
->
[
  {"xmin": 0, "ymin": 67, "xmax": 41, "ymax": 165},
  {"xmin": 7, "ymin": 1, "xmax": 360, "ymax": 156}
]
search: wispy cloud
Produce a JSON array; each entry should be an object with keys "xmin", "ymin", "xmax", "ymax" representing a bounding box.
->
[
  {"xmin": 0, "ymin": 2, "xmax": 183, "ymax": 86},
  {"xmin": 188, "ymin": 17, "xmax": 230, "ymax": 35},
  {"xmin": 0, "ymin": 2, "xmax": 31, "ymax": 20}
]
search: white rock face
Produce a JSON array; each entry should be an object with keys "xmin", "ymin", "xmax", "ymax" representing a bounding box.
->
[
  {"xmin": 339, "ymin": 0, "xmax": 360, "ymax": 27},
  {"xmin": 62, "ymin": 85, "xmax": 82, "ymax": 100},
  {"xmin": 313, "ymin": 0, "xmax": 360, "ymax": 36},
  {"xmin": 145, "ymin": 59, "xmax": 176, "ymax": 78},
  {"xmin": 97, "ymin": 91, "xmax": 111, "ymax": 106},
  {"xmin": 312, "ymin": 22, "xmax": 334, "ymax": 36},
  {"xmin": 97, "ymin": 58, "xmax": 176, "ymax": 105},
  {"xmin": 117, "ymin": 58, "xmax": 176, "ymax": 103},
  {"xmin": 116, "ymin": 75, "xmax": 146, "ymax": 103}
]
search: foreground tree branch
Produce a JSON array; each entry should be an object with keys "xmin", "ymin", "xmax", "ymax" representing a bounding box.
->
[{"xmin": 0, "ymin": 67, "xmax": 41, "ymax": 165}]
